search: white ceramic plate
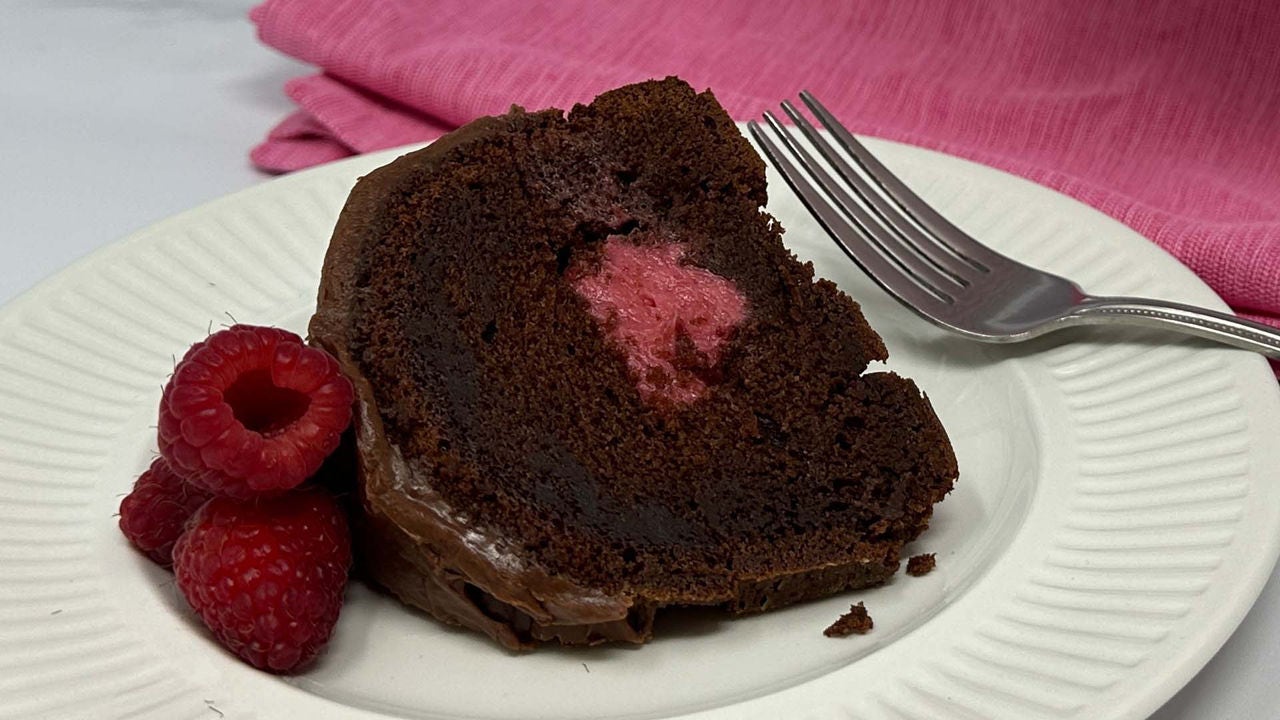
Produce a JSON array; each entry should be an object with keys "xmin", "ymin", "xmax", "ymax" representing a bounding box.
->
[{"xmin": 3, "ymin": 134, "xmax": 1279, "ymax": 720}]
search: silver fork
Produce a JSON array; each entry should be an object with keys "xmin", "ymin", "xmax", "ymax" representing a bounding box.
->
[{"xmin": 748, "ymin": 92, "xmax": 1280, "ymax": 358}]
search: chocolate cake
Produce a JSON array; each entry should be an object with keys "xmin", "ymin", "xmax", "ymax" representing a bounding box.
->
[{"xmin": 309, "ymin": 78, "xmax": 957, "ymax": 650}]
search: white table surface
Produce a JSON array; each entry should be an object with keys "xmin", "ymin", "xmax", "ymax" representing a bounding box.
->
[{"xmin": 2, "ymin": 2, "xmax": 1275, "ymax": 718}]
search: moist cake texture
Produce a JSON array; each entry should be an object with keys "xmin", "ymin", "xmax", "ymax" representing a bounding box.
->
[{"xmin": 310, "ymin": 77, "xmax": 958, "ymax": 649}]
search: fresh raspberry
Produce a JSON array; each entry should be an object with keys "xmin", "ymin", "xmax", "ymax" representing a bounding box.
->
[
  {"xmin": 118, "ymin": 458, "xmax": 212, "ymax": 566},
  {"xmin": 172, "ymin": 489, "xmax": 352, "ymax": 673},
  {"xmin": 158, "ymin": 325, "xmax": 354, "ymax": 500}
]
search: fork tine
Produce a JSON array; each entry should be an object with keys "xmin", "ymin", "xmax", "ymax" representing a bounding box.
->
[
  {"xmin": 779, "ymin": 100, "xmax": 976, "ymax": 286},
  {"xmin": 747, "ymin": 118, "xmax": 953, "ymax": 315},
  {"xmin": 799, "ymin": 91, "xmax": 999, "ymax": 272},
  {"xmin": 763, "ymin": 110, "xmax": 967, "ymax": 299}
]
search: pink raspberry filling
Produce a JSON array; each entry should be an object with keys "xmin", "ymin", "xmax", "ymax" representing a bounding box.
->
[{"xmin": 572, "ymin": 238, "xmax": 748, "ymax": 405}]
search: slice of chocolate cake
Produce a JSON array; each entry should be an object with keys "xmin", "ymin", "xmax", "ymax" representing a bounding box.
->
[{"xmin": 310, "ymin": 78, "xmax": 957, "ymax": 650}]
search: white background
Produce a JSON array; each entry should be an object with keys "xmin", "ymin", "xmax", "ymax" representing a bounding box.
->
[{"xmin": 2, "ymin": 2, "xmax": 1276, "ymax": 717}]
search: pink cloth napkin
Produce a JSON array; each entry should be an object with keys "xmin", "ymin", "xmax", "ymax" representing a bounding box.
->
[{"xmin": 251, "ymin": 0, "xmax": 1280, "ymax": 331}]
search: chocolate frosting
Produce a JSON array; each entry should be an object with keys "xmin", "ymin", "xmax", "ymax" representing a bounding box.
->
[{"xmin": 352, "ymin": 384, "xmax": 655, "ymax": 649}]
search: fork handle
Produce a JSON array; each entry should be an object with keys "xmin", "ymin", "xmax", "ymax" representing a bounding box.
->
[{"xmin": 1071, "ymin": 296, "xmax": 1280, "ymax": 359}]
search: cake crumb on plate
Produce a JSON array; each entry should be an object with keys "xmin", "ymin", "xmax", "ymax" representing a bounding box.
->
[
  {"xmin": 907, "ymin": 553, "xmax": 936, "ymax": 576},
  {"xmin": 824, "ymin": 602, "xmax": 873, "ymax": 637}
]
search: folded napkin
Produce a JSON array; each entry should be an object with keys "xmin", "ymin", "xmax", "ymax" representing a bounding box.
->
[{"xmin": 251, "ymin": 0, "xmax": 1280, "ymax": 332}]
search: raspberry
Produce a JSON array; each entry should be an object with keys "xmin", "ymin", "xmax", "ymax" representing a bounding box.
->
[
  {"xmin": 172, "ymin": 490, "xmax": 352, "ymax": 673},
  {"xmin": 158, "ymin": 325, "xmax": 354, "ymax": 499},
  {"xmin": 118, "ymin": 458, "xmax": 212, "ymax": 566}
]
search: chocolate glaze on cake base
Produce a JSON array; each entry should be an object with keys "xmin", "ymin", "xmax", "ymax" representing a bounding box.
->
[{"xmin": 310, "ymin": 78, "xmax": 957, "ymax": 649}]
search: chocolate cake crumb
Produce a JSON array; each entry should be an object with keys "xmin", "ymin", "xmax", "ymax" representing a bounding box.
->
[
  {"xmin": 907, "ymin": 553, "xmax": 936, "ymax": 576},
  {"xmin": 824, "ymin": 602, "xmax": 873, "ymax": 637}
]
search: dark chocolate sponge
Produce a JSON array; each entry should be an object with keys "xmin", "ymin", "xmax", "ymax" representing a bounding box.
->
[{"xmin": 309, "ymin": 77, "xmax": 957, "ymax": 650}]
